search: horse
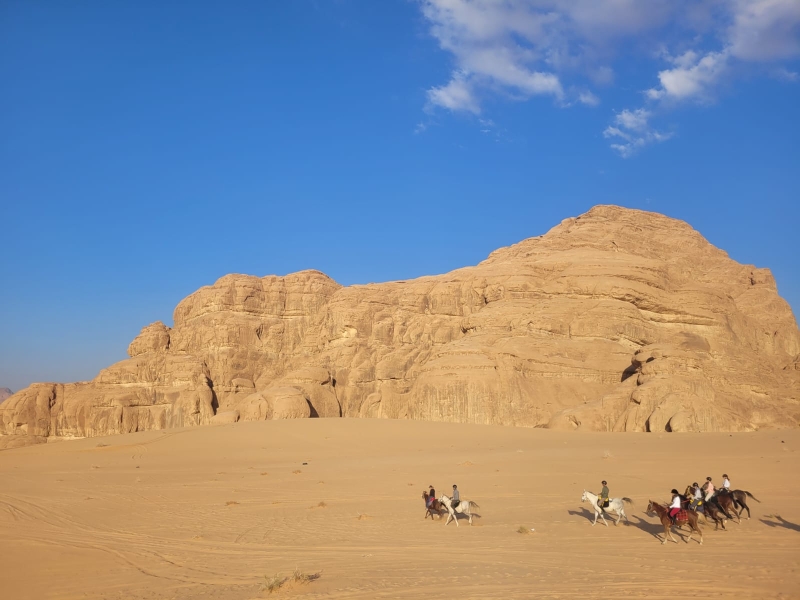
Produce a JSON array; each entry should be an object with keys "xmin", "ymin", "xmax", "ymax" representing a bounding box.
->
[
  {"xmin": 646, "ymin": 500, "xmax": 703, "ymax": 545},
  {"xmin": 439, "ymin": 494, "xmax": 480, "ymax": 526},
  {"xmin": 422, "ymin": 491, "xmax": 445, "ymax": 520},
  {"xmin": 683, "ymin": 489, "xmax": 728, "ymax": 531},
  {"xmin": 718, "ymin": 488, "xmax": 760, "ymax": 519},
  {"xmin": 709, "ymin": 492, "xmax": 740, "ymax": 523},
  {"xmin": 580, "ymin": 490, "xmax": 634, "ymax": 527},
  {"xmin": 702, "ymin": 500, "xmax": 729, "ymax": 531}
]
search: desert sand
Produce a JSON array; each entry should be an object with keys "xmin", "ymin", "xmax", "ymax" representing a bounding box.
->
[{"xmin": 1, "ymin": 419, "xmax": 798, "ymax": 599}]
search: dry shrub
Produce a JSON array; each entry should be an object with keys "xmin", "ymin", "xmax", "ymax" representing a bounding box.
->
[
  {"xmin": 292, "ymin": 469, "xmax": 302, "ymax": 474},
  {"xmin": 226, "ymin": 500, "xmax": 239, "ymax": 506},
  {"xmin": 261, "ymin": 569, "xmax": 321, "ymax": 594},
  {"xmin": 516, "ymin": 526, "xmax": 530, "ymax": 534}
]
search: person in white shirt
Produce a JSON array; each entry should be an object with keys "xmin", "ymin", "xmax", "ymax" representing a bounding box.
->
[
  {"xmin": 668, "ymin": 489, "xmax": 682, "ymax": 524},
  {"xmin": 722, "ymin": 474, "xmax": 731, "ymax": 490}
]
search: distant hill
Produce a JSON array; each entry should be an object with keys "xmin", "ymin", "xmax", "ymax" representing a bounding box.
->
[
  {"xmin": 0, "ymin": 388, "xmax": 13, "ymax": 403},
  {"xmin": 0, "ymin": 205, "xmax": 798, "ymax": 448}
]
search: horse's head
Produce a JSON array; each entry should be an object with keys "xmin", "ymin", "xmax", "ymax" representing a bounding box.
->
[
  {"xmin": 422, "ymin": 491, "xmax": 428, "ymax": 500},
  {"xmin": 646, "ymin": 500, "xmax": 655, "ymax": 514},
  {"xmin": 581, "ymin": 490, "xmax": 588, "ymax": 503}
]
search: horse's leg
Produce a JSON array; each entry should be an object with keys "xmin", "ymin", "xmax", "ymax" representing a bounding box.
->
[
  {"xmin": 694, "ymin": 520, "xmax": 704, "ymax": 545},
  {"xmin": 600, "ymin": 510, "xmax": 609, "ymax": 527},
  {"xmin": 591, "ymin": 508, "xmax": 598, "ymax": 526},
  {"xmin": 667, "ymin": 521, "xmax": 679, "ymax": 543},
  {"xmin": 614, "ymin": 510, "xmax": 622, "ymax": 526}
]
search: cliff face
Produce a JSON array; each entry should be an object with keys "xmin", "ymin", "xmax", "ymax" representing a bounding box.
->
[{"xmin": 2, "ymin": 206, "xmax": 798, "ymax": 446}]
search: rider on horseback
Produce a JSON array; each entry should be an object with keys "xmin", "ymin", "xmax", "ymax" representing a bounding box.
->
[
  {"xmin": 598, "ymin": 480, "xmax": 609, "ymax": 512},
  {"xmin": 669, "ymin": 489, "xmax": 682, "ymax": 524},
  {"xmin": 722, "ymin": 474, "xmax": 731, "ymax": 490},
  {"xmin": 689, "ymin": 482, "xmax": 703, "ymax": 510},
  {"xmin": 427, "ymin": 485, "xmax": 436, "ymax": 508},
  {"xmin": 452, "ymin": 484, "xmax": 460, "ymax": 509},
  {"xmin": 702, "ymin": 476, "xmax": 715, "ymax": 502}
]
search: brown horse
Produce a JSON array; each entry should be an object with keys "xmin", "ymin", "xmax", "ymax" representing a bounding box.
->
[
  {"xmin": 710, "ymin": 493, "xmax": 740, "ymax": 523},
  {"xmin": 702, "ymin": 499, "xmax": 729, "ymax": 531},
  {"xmin": 718, "ymin": 488, "xmax": 760, "ymax": 519},
  {"xmin": 422, "ymin": 491, "xmax": 445, "ymax": 520},
  {"xmin": 646, "ymin": 500, "xmax": 703, "ymax": 545},
  {"xmin": 683, "ymin": 486, "xmax": 727, "ymax": 531}
]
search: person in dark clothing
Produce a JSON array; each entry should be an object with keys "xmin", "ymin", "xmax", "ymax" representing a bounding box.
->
[
  {"xmin": 598, "ymin": 480, "xmax": 610, "ymax": 512},
  {"xmin": 427, "ymin": 485, "xmax": 436, "ymax": 508},
  {"xmin": 452, "ymin": 484, "xmax": 460, "ymax": 509}
]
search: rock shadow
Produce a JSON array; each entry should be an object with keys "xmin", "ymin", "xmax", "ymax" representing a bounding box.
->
[
  {"xmin": 760, "ymin": 516, "xmax": 800, "ymax": 532},
  {"xmin": 620, "ymin": 364, "xmax": 638, "ymax": 382}
]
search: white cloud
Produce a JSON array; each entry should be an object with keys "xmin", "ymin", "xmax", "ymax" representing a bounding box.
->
[
  {"xmin": 578, "ymin": 90, "xmax": 600, "ymax": 106},
  {"xmin": 427, "ymin": 73, "xmax": 480, "ymax": 113},
  {"xmin": 728, "ymin": 0, "xmax": 800, "ymax": 61},
  {"xmin": 603, "ymin": 109, "xmax": 672, "ymax": 157},
  {"xmin": 418, "ymin": 0, "xmax": 800, "ymax": 155},
  {"xmin": 646, "ymin": 50, "xmax": 730, "ymax": 101}
]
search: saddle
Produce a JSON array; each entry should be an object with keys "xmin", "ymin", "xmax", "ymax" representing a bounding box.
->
[{"xmin": 675, "ymin": 509, "xmax": 689, "ymax": 521}]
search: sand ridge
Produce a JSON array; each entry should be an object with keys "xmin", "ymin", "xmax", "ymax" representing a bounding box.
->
[{"xmin": 0, "ymin": 419, "xmax": 798, "ymax": 599}]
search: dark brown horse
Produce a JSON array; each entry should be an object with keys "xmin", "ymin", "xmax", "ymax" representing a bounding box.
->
[
  {"xmin": 422, "ymin": 491, "xmax": 445, "ymax": 520},
  {"xmin": 702, "ymin": 499, "xmax": 729, "ymax": 531},
  {"xmin": 646, "ymin": 500, "xmax": 703, "ymax": 545},
  {"xmin": 683, "ymin": 486, "xmax": 727, "ymax": 531},
  {"xmin": 718, "ymin": 488, "xmax": 760, "ymax": 519},
  {"xmin": 710, "ymin": 493, "xmax": 740, "ymax": 523}
]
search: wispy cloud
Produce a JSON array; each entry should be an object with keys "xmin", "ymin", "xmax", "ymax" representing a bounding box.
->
[
  {"xmin": 418, "ymin": 0, "xmax": 800, "ymax": 156},
  {"xmin": 603, "ymin": 109, "xmax": 672, "ymax": 157}
]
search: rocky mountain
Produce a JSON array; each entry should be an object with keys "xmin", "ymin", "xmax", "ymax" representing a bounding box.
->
[
  {"xmin": 0, "ymin": 388, "xmax": 12, "ymax": 404},
  {"xmin": 1, "ymin": 206, "xmax": 798, "ymax": 447}
]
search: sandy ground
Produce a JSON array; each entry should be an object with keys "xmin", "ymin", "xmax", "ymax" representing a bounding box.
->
[{"xmin": 0, "ymin": 420, "xmax": 798, "ymax": 600}]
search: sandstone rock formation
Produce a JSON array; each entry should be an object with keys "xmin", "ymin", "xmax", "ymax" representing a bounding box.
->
[
  {"xmin": 1, "ymin": 206, "xmax": 798, "ymax": 446},
  {"xmin": 0, "ymin": 388, "xmax": 12, "ymax": 404}
]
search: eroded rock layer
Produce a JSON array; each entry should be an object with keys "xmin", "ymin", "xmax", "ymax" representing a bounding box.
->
[{"xmin": 2, "ymin": 206, "xmax": 798, "ymax": 446}]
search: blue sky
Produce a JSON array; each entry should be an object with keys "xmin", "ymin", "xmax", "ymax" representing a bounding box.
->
[{"xmin": 1, "ymin": 0, "xmax": 798, "ymax": 392}]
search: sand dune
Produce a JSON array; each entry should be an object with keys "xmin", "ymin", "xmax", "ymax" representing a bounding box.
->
[{"xmin": 1, "ymin": 419, "xmax": 798, "ymax": 599}]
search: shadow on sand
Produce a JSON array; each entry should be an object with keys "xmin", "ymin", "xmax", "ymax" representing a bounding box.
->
[
  {"xmin": 629, "ymin": 515, "xmax": 670, "ymax": 540},
  {"xmin": 760, "ymin": 516, "xmax": 800, "ymax": 532},
  {"xmin": 568, "ymin": 507, "xmax": 598, "ymax": 524}
]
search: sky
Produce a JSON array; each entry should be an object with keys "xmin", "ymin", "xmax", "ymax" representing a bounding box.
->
[{"xmin": 1, "ymin": 0, "xmax": 798, "ymax": 392}]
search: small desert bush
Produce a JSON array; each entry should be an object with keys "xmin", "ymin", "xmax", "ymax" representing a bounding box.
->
[
  {"xmin": 516, "ymin": 526, "xmax": 530, "ymax": 534},
  {"xmin": 602, "ymin": 449, "xmax": 613, "ymax": 459},
  {"xmin": 261, "ymin": 569, "xmax": 321, "ymax": 594},
  {"xmin": 262, "ymin": 573, "xmax": 284, "ymax": 594}
]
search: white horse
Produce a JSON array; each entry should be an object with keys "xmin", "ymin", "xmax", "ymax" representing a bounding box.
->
[
  {"xmin": 581, "ymin": 490, "xmax": 633, "ymax": 527},
  {"xmin": 439, "ymin": 494, "xmax": 480, "ymax": 526}
]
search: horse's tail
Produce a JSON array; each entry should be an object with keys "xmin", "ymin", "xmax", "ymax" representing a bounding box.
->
[
  {"xmin": 470, "ymin": 501, "xmax": 480, "ymax": 509},
  {"xmin": 743, "ymin": 491, "xmax": 760, "ymax": 503},
  {"xmin": 622, "ymin": 497, "xmax": 634, "ymax": 507}
]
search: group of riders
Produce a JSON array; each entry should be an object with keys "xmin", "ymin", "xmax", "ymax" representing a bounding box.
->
[
  {"xmin": 425, "ymin": 484, "xmax": 460, "ymax": 510},
  {"xmin": 599, "ymin": 474, "xmax": 741, "ymax": 524}
]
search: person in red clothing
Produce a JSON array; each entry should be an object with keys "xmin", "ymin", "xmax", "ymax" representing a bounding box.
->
[{"xmin": 668, "ymin": 489, "xmax": 682, "ymax": 524}]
